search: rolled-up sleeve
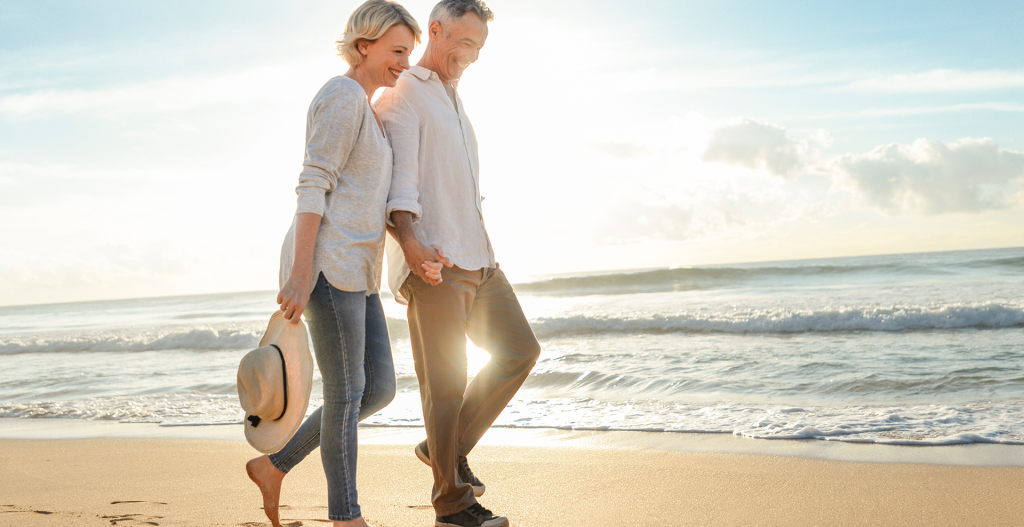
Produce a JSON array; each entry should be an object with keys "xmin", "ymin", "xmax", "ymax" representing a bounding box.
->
[
  {"xmin": 295, "ymin": 85, "xmax": 362, "ymax": 216},
  {"xmin": 378, "ymin": 91, "xmax": 422, "ymax": 225}
]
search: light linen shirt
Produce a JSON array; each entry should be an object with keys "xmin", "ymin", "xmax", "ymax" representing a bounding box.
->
[
  {"xmin": 376, "ymin": 66, "xmax": 495, "ymax": 304},
  {"xmin": 279, "ymin": 75, "xmax": 392, "ymax": 295}
]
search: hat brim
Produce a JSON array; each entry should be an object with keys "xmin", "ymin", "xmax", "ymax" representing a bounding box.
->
[{"xmin": 244, "ymin": 311, "xmax": 314, "ymax": 454}]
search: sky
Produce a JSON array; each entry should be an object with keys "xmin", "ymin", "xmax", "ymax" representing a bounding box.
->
[{"xmin": 1, "ymin": 0, "xmax": 1023, "ymax": 306}]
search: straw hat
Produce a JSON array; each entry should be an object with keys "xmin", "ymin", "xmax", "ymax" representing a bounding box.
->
[{"xmin": 237, "ymin": 311, "xmax": 314, "ymax": 453}]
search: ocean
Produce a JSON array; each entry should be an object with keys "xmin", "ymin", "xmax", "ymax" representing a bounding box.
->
[{"xmin": 2, "ymin": 247, "xmax": 1023, "ymax": 446}]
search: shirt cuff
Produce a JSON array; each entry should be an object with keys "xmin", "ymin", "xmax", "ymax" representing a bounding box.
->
[
  {"xmin": 385, "ymin": 199, "xmax": 422, "ymax": 226},
  {"xmin": 296, "ymin": 186, "xmax": 327, "ymax": 216}
]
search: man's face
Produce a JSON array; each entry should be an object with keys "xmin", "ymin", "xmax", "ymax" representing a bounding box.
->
[{"xmin": 430, "ymin": 12, "xmax": 488, "ymax": 83}]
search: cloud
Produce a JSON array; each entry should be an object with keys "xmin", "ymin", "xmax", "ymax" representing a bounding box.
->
[
  {"xmin": 699, "ymin": 117, "xmax": 1024, "ymax": 217},
  {"xmin": 0, "ymin": 243, "xmax": 188, "ymax": 291},
  {"xmin": 831, "ymin": 138, "xmax": 1024, "ymax": 215},
  {"xmin": 596, "ymin": 201, "xmax": 695, "ymax": 244},
  {"xmin": 702, "ymin": 117, "xmax": 828, "ymax": 178},
  {"xmin": 0, "ymin": 57, "xmax": 327, "ymax": 118},
  {"xmin": 593, "ymin": 141, "xmax": 649, "ymax": 158},
  {"xmin": 844, "ymin": 69, "xmax": 1024, "ymax": 93},
  {"xmin": 0, "ymin": 161, "xmax": 143, "ymax": 182},
  {"xmin": 791, "ymin": 102, "xmax": 1024, "ymax": 121}
]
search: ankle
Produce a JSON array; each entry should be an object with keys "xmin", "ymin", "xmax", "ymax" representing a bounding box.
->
[{"xmin": 247, "ymin": 456, "xmax": 285, "ymax": 479}]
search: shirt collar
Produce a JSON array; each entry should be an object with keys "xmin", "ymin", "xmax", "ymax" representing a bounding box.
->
[{"xmin": 407, "ymin": 66, "xmax": 436, "ymax": 81}]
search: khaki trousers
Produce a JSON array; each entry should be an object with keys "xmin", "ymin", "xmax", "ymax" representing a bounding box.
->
[{"xmin": 401, "ymin": 265, "xmax": 541, "ymax": 516}]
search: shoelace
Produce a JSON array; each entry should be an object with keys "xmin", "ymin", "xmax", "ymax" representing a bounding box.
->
[
  {"xmin": 467, "ymin": 503, "xmax": 492, "ymax": 519},
  {"xmin": 458, "ymin": 457, "xmax": 478, "ymax": 483}
]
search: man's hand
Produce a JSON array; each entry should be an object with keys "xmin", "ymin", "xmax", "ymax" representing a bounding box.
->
[
  {"xmin": 404, "ymin": 242, "xmax": 451, "ymax": 286},
  {"xmin": 390, "ymin": 211, "xmax": 452, "ymax": 286}
]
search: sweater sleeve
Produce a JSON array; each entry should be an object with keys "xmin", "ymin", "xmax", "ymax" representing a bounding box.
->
[{"xmin": 295, "ymin": 81, "xmax": 364, "ymax": 216}]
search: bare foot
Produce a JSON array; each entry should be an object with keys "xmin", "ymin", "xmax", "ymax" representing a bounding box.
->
[
  {"xmin": 335, "ymin": 517, "xmax": 372, "ymax": 527},
  {"xmin": 246, "ymin": 455, "xmax": 285, "ymax": 527}
]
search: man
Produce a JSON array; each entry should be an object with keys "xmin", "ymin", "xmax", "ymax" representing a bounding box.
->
[{"xmin": 376, "ymin": 1, "xmax": 540, "ymax": 526}]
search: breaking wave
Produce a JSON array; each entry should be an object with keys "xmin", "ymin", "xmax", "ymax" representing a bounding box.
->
[
  {"xmin": 530, "ymin": 302, "xmax": 1024, "ymax": 337},
  {"xmin": 3, "ymin": 303, "xmax": 1022, "ymax": 355},
  {"xmin": 514, "ymin": 252, "xmax": 1024, "ymax": 296},
  {"xmin": 0, "ymin": 317, "xmax": 411, "ymax": 355}
]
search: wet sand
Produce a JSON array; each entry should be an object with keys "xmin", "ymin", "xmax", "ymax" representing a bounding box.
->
[{"xmin": 2, "ymin": 435, "xmax": 1023, "ymax": 526}]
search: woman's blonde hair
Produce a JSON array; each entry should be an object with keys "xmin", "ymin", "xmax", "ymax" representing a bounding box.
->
[{"xmin": 336, "ymin": 0, "xmax": 422, "ymax": 66}]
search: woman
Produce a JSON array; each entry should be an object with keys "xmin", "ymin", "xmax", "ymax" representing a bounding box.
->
[{"xmin": 244, "ymin": 2, "xmax": 434, "ymax": 526}]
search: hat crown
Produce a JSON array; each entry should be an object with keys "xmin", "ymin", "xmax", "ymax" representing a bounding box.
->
[
  {"xmin": 239, "ymin": 311, "xmax": 313, "ymax": 454},
  {"xmin": 237, "ymin": 345, "xmax": 286, "ymax": 419}
]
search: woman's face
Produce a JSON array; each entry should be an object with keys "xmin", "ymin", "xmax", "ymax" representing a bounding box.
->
[{"xmin": 360, "ymin": 23, "xmax": 416, "ymax": 89}]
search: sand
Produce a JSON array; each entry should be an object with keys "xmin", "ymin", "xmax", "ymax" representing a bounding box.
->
[{"xmin": 1, "ymin": 436, "xmax": 1023, "ymax": 527}]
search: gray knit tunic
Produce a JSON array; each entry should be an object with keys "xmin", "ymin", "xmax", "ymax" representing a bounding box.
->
[{"xmin": 279, "ymin": 76, "xmax": 392, "ymax": 295}]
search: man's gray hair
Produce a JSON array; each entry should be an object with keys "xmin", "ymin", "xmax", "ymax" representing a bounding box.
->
[{"xmin": 429, "ymin": 0, "xmax": 494, "ymax": 26}]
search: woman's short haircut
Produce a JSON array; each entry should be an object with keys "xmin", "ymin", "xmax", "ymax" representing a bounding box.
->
[
  {"xmin": 429, "ymin": 0, "xmax": 494, "ymax": 27},
  {"xmin": 336, "ymin": 0, "xmax": 422, "ymax": 66}
]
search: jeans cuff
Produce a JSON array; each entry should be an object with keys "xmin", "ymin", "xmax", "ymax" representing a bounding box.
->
[{"xmin": 267, "ymin": 453, "xmax": 290, "ymax": 474}]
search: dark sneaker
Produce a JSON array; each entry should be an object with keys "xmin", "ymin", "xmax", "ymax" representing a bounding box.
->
[
  {"xmin": 457, "ymin": 456, "xmax": 486, "ymax": 497},
  {"xmin": 415, "ymin": 438, "xmax": 431, "ymax": 465},
  {"xmin": 436, "ymin": 503, "xmax": 508, "ymax": 527},
  {"xmin": 415, "ymin": 439, "xmax": 486, "ymax": 497}
]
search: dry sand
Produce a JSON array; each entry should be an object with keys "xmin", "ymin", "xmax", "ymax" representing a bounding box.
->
[{"xmin": 1, "ymin": 437, "xmax": 1023, "ymax": 526}]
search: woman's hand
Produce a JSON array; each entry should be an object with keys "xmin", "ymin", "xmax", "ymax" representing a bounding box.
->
[
  {"xmin": 279, "ymin": 212, "xmax": 322, "ymax": 323},
  {"xmin": 419, "ymin": 249, "xmax": 448, "ymax": 285},
  {"xmin": 278, "ymin": 274, "xmax": 312, "ymax": 324},
  {"xmin": 422, "ymin": 260, "xmax": 444, "ymax": 285}
]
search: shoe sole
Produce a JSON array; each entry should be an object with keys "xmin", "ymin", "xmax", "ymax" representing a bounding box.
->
[
  {"xmin": 415, "ymin": 442, "xmax": 431, "ymax": 466},
  {"xmin": 435, "ymin": 517, "xmax": 509, "ymax": 527},
  {"xmin": 416, "ymin": 443, "xmax": 486, "ymax": 497}
]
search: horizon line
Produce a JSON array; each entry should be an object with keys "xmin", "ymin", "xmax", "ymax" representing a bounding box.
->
[{"xmin": 1, "ymin": 244, "xmax": 1020, "ymax": 310}]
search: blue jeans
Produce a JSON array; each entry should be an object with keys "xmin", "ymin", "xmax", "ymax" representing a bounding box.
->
[{"xmin": 268, "ymin": 273, "xmax": 395, "ymax": 522}]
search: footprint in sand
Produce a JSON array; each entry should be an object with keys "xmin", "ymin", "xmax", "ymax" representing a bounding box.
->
[
  {"xmin": 103, "ymin": 502, "xmax": 166, "ymax": 525},
  {"xmin": 1, "ymin": 505, "xmax": 55, "ymax": 515},
  {"xmin": 245, "ymin": 504, "xmax": 335, "ymax": 526},
  {"xmin": 100, "ymin": 513, "xmax": 163, "ymax": 526}
]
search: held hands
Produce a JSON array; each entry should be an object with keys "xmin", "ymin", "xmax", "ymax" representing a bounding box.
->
[
  {"xmin": 405, "ymin": 243, "xmax": 452, "ymax": 286},
  {"xmin": 389, "ymin": 211, "xmax": 451, "ymax": 286},
  {"xmin": 277, "ymin": 274, "xmax": 312, "ymax": 324}
]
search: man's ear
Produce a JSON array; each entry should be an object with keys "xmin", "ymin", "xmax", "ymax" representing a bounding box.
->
[{"xmin": 429, "ymin": 20, "xmax": 443, "ymax": 40}]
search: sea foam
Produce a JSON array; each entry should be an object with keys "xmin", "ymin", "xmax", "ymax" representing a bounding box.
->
[
  {"xmin": 0, "ymin": 317, "xmax": 411, "ymax": 355},
  {"xmin": 4, "ymin": 303, "xmax": 1023, "ymax": 355},
  {"xmin": 5, "ymin": 394, "xmax": 1022, "ymax": 446},
  {"xmin": 529, "ymin": 302, "xmax": 1024, "ymax": 337},
  {"xmin": 0, "ymin": 325, "xmax": 264, "ymax": 355}
]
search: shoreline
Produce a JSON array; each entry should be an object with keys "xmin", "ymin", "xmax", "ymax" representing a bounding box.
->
[{"xmin": 3, "ymin": 417, "xmax": 1023, "ymax": 467}]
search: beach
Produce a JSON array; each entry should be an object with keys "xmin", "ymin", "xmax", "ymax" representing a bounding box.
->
[
  {"xmin": 3, "ymin": 248, "xmax": 1024, "ymax": 524},
  {"xmin": 2, "ymin": 427, "xmax": 1023, "ymax": 527}
]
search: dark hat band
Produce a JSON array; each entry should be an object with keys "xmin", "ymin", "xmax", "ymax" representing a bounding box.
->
[{"xmin": 247, "ymin": 344, "xmax": 289, "ymax": 428}]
